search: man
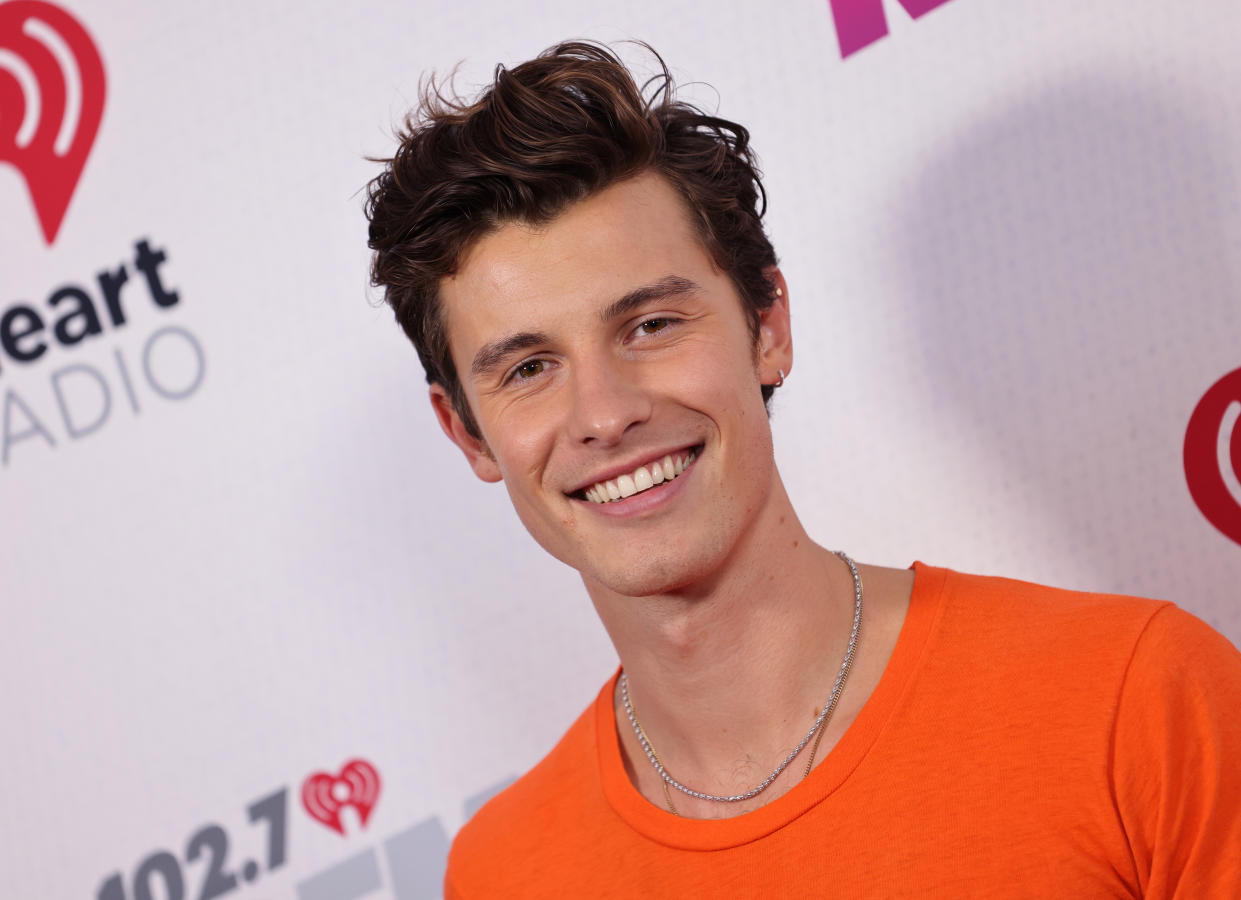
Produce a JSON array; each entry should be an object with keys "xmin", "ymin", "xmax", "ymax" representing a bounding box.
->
[{"xmin": 366, "ymin": 41, "xmax": 1241, "ymax": 897}]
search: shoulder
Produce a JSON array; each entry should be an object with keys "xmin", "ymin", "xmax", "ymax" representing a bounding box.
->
[
  {"xmin": 444, "ymin": 684, "xmax": 609, "ymax": 897},
  {"xmin": 910, "ymin": 566, "xmax": 1241, "ymax": 890},
  {"xmin": 1115, "ymin": 601, "xmax": 1241, "ymax": 724},
  {"xmin": 924, "ymin": 563, "xmax": 1171, "ymax": 651},
  {"xmin": 1125, "ymin": 601, "xmax": 1241, "ymax": 669},
  {"xmin": 916, "ymin": 562, "xmax": 1241, "ymax": 717},
  {"xmin": 910, "ymin": 564, "xmax": 1191, "ymax": 720},
  {"xmin": 1109, "ymin": 605, "xmax": 1241, "ymax": 891}
]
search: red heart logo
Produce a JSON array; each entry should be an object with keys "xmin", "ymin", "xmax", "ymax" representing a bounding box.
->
[
  {"xmin": 301, "ymin": 758, "xmax": 382, "ymax": 835},
  {"xmin": 0, "ymin": 0, "xmax": 107, "ymax": 244},
  {"xmin": 1184, "ymin": 366, "xmax": 1241, "ymax": 548}
]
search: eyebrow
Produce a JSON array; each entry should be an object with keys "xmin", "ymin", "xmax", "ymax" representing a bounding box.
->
[
  {"xmin": 470, "ymin": 331, "xmax": 552, "ymax": 378},
  {"xmin": 597, "ymin": 275, "xmax": 701, "ymax": 324},
  {"xmin": 469, "ymin": 275, "xmax": 702, "ymax": 379}
]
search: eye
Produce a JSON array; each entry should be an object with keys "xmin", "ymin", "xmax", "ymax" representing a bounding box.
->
[
  {"xmin": 636, "ymin": 318, "xmax": 672, "ymax": 336},
  {"xmin": 510, "ymin": 358, "xmax": 547, "ymax": 382}
]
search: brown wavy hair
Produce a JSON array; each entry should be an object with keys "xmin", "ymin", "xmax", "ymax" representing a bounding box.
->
[{"xmin": 365, "ymin": 40, "xmax": 778, "ymax": 439}]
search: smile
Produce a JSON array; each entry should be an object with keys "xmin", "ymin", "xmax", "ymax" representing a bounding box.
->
[{"xmin": 582, "ymin": 448, "xmax": 698, "ymax": 504}]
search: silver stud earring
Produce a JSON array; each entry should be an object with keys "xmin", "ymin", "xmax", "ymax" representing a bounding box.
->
[{"xmin": 774, "ymin": 368, "xmax": 785, "ymax": 388}]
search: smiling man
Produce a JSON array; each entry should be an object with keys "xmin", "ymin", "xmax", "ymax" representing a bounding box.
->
[{"xmin": 366, "ymin": 42, "xmax": 1241, "ymax": 897}]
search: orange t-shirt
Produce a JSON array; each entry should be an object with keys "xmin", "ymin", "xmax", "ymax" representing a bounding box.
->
[{"xmin": 446, "ymin": 564, "xmax": 1241, "ymax": 898}]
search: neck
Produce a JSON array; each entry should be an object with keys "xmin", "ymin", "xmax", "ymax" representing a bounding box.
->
[{"xmin": 583, "ymin": 472, "xmax": 860, "ymax": 799}]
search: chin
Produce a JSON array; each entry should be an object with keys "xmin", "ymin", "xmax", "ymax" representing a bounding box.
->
[{"xmin": 586, "ymin": 541, "xmax": 727, "ymax": 599}]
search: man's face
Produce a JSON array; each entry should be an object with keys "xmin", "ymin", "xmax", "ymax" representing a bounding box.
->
[{"xmin": 433, "ymin": 171, "xmax": 792, "ymax": 597}]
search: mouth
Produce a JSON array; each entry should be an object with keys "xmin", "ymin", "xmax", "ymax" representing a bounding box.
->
[{"xmin": 571, "ymin": 445, "xmax": 701, "ymax": 505}]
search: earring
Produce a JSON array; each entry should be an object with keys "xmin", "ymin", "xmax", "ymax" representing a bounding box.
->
[
  {"xmin": 775, "ymin": 287, "xmax": 783, "ymax": 297},
  {"xmin": 774, "ymin": 368, "xmax": 785, "ymax": 388}
]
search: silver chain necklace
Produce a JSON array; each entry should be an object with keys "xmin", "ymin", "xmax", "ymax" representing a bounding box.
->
[{"xmin": 619, "ymin": 550, "xmax": 863, "ymax": 804}]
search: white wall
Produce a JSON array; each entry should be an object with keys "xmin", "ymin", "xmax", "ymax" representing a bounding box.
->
[{"xmin": 2, "ymin": 1, "xmax": 1238, "ymax": 897}]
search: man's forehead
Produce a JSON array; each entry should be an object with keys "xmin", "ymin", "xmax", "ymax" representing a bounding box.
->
[
  {"xmin": 447, "ymin": 219, "xmax": 573, "ymax": 312},
  {"xmin": 440, "ymin": 173, "xmax": 709, "ymax": 346}
]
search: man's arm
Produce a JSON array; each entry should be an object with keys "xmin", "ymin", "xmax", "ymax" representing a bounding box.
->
[{"xmin": 1111, "ymin": 604, "xmax": 1241, "ymax": 896}]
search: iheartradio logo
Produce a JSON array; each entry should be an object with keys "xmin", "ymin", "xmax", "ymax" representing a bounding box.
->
[
  {"xmin": 1184, "ymin": 367, "xmax": 1241, "ymax": 548},
  {"xmin": 302, "ymin": 758, "xmax": 382, "ymax": 836},
  {"xmin": 0, "ymin": 0, "xmax": 104, "ymax": 244}
]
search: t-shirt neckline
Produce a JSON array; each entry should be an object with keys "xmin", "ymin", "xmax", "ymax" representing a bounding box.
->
[{"xmin": 593, "ymin": 561, "xmax": 948, "ymax": 851}]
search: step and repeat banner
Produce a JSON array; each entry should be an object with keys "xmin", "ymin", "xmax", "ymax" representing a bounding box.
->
[{"xmin": 2, "ymin": 0, "xmax": 1238, "ymax": 897}]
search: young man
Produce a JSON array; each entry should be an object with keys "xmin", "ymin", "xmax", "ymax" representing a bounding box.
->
[{"xmin": 366, "ymin": 42, "xmax": 1241, "ymax": 897}]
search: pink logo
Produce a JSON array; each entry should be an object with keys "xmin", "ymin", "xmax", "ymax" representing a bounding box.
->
[
  {"xmin": 0, "ymin": 0, "xmax": 105, "ymax": 244},
  {"xmin": 301, "ymin": 759, "xmax": 382, "ymax": 836},
  {"xmin": 829, "ymin": 0, "xmax": 956, "ymax": 58},
  {"xmin": 1184, "ymin": 367, "xmax": 1241, "ymax": 548}
]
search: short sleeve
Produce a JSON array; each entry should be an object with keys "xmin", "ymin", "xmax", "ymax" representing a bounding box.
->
[{"xmin": 1111, "ymin": 604, "xmax": 1241, "ymax": 898}]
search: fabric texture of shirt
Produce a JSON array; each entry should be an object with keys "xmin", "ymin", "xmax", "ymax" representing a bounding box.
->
[{"xmin": 445, "ymin": 563, "xmax": 1241, "ymax": 898}]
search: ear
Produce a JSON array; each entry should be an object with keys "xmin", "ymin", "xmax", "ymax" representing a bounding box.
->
[
  {"xmin": 429, "ymin": 384, "xmax": 503, "ymax": 483},
  {"xmin": 757, "ymin": 267, "xmax": 793, "ymax": 384}
]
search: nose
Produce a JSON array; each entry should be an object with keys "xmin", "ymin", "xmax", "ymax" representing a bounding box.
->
[{"xmin": 567, "ymin": 354, "xmax": 653, "ymax": 447}]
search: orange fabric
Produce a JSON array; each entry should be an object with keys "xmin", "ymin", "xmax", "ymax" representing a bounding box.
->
[{"xmin": 446, "ymin": 564, "xmax": 1241, "ymax": 898}]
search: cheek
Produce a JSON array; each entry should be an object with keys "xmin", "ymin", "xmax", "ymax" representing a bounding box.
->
[
  {"xmin": 676, "ymin": 334, "xmax": 766, "ymax": 418},
  {"xmin": 683, "ymin": 338, "xmax": 773, "ymax": 485},
  {"xmin": 487, "ymin": 402, "xmax": 562, "ymax": 490}
]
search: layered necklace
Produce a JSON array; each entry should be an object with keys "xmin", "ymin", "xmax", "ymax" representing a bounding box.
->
[{"xmin": 619, "ymin": 551, "xmax": 863, "ymax": 813}]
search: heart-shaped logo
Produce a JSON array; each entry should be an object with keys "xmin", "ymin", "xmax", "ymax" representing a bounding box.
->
[
  {"xmin": 0, "ymin": 0, "xmax": 107, "ymax": 244},
  {"xmin": 1184, "ymin": 365, "xmax": 1241, "ymax": 548},
  {"xmin": 301, "ymin": 758, "xmax": 382, "ymax": 836}
]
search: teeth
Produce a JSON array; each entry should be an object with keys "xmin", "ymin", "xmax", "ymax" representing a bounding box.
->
[
  {"xmin": 617, "ymin": 474, "xmax": 636, "ymax": 498},
  {"xmin": 584, "ymin": 450, "xmax": 697, "ymax": 503}
]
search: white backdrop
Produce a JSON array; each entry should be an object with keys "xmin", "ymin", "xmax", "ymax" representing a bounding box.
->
[{"xmin": 2, "ymin": 1, "xmax": 1239, "ymax": 898}]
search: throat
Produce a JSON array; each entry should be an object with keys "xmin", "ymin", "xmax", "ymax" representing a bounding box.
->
[{"xmin": 607, "ymin": 550, "xmax": 869, "ymax": 819}]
